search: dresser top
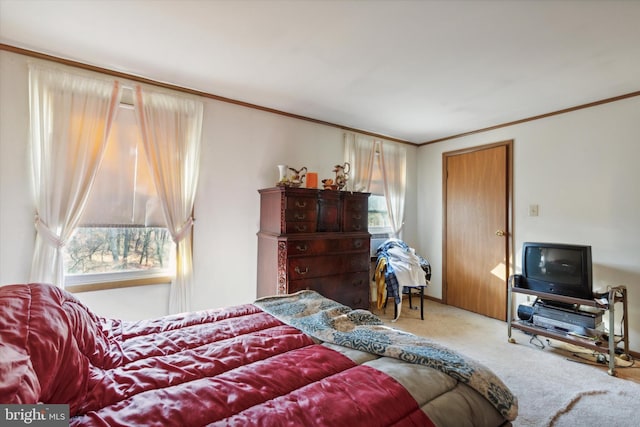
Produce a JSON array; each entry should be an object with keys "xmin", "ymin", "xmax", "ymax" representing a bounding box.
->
[{"xmin": 259, "ymin": 187, "xmax": 370, "ymax": 196}]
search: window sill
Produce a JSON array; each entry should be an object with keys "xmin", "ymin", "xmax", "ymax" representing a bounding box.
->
[
  {"xmin": 369, "ymin": 229, "xmax": 392, "ymax": 237},
  {"xmin": 65, "ymin": 276, "xmax": 172, "ymax": 293}
]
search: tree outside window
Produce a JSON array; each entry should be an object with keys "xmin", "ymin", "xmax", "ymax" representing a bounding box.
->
[{"xmin": 64, "ymin": 100, "xmax": 174, "ymax": 288}]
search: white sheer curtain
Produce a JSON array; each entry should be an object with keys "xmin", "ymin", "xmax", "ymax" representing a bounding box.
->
[
  {"xmin": 344, "ymin": 132, "xmax": 376, "ymax": 192},
  {"xmin": 344, "ymin": 132, "xmax": 407, "ymax": 237},
  {"xmin": 379, "ymin": 141, "xmax": 407, "ymax": 238},
  {"xmin": 134, "ymin": 86, "xmax": 203, "ymax": 314},
  {"xmin": 29, "ymin": 64, "xmax": 121, "ymax": 286}
]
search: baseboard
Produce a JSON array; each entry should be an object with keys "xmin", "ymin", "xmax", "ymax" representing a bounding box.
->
[{"xmin": 425, "ymin": 294, "xmax": 442, "ymax": 303}]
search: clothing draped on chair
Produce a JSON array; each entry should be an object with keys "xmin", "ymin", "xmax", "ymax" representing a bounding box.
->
[{"xmin": 375, "ymin": 239, "xmax": 431, "ymax": 320}]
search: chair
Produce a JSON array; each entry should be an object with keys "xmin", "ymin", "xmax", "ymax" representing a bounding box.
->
[
  {"xmin": 374, "ymin": 239, "xmax": 431, "ymax": 321},
  {"xmin": 383, "ymin": 284, "xmax": 426, "ymax": 320}
]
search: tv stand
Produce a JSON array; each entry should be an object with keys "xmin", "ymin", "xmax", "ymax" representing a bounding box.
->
[{"xmin": 507, "ymin": 279, "xmax": 628, "ymax": 376}]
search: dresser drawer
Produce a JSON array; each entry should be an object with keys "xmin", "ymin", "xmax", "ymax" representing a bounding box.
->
[
  {"xmin": 341, "ymin": 192, "xmax": 368, "ymax": 232},
  {"xmin": 284, "ymin": 208, "xmax": 317, "ymax": 223},
  {"xmin": 289, "ymin": 271, "xmax": 370, "ymax": 309},
  {"xmin": 283, "ymin": 221, "xmax": 317, "ymax": 234},
  {"xmin": 342, "ymin": 212, "xmax": 367, "ymax": 232},
  {"xmin": 283, "ymin": 195, "xmax": 317, "ymax": 233},
  {"xmin": 342, "ymin": 196, "xmax": 368, "ymax": 213},
  {"xmin": 285, "ymin": 195, "xmax": 316, "ymax": 211},
  {"xmin": 286, "ymin": 236, "xmax": 369, "ymax": 256},
  {"xmin": 288, "ymin": 254, "xmax": 370, "ymax": 280}
]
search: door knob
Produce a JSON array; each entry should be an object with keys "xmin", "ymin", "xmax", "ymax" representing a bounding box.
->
[{"xmin": 495, "ymin": 230, "xmax": 506, "ymax": 236}]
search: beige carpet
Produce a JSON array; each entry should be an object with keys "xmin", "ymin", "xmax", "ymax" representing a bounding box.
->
[{"xmin": 370, "ymin": 299, "xmax": 639, "ymax": 427}]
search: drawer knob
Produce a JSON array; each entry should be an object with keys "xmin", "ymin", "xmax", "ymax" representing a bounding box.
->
[
  {"xmin": 352, "ymin": 225, "xmax": 362, "ymax": 231},
  {"xmin": 353, "ymin": 240, "xmax": 363, "ymax": 248},
  {"xmin": 295, "ymin": 224, "xmax": 308, "ymax": 232},
  {"xmin": 352, "ymin": 213, "xmax": 362, "ymax": 220},
  {"xmin": 295, "ymin": 200, "xmax": 307, "ymax": 208},
  {"xmin": 294, "ymin": 213, "xmax": 306, "ymax": 220},
  {"xmin": 296, "ymin": 244, "xmax": 308, "ymax": 252},
  {"xmin": 295, "ymin": 266, "xmax": 309, "ymax": 275}
]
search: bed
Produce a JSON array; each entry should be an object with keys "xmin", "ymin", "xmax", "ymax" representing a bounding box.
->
[{"xmin": 0, "ymin": 283, "xmax": 517, "ymax": 426}]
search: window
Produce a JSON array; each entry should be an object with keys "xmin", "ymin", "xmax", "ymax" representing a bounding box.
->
[
  {"xmin": 368, "ymin": 194, "xmax": 391, "ymax": 229},
  {"xmin": 367, "ymin": 150, "xmax": 392, "ymax": 234},
  {"xmin": 64, "ymin": 226, "xmax": 172, "ymax": 279},
  {"xmin": 63, "ymin": 100, "xmax": 174, "ymax": 289}
]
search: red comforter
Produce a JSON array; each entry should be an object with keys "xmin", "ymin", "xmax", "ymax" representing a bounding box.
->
[{"xmin": 0, "ymin": 284, "xmax": 432, "ymax": 426}]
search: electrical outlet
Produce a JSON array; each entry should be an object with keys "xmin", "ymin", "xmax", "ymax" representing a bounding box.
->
[{"xmin": 528, "ymin": 204, "xmax": 539, "ymax": 217}]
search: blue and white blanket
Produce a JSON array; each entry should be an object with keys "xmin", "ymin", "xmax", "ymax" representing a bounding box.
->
[{"xmin": 255, "ymin": 290, "xmax": 518, "ymax": 422}]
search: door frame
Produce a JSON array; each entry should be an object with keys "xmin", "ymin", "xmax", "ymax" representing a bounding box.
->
[{"xmin": 442, "ymin": 140, "xmax": 515, "ymax": 309}]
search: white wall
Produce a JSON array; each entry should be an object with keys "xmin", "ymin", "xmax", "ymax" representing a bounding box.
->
[
  {"xmin": 0, "ymin": 51, "xmax": 32, "ymax": 285},
  {"xmin": 417, "ymin": 96, "xmax": 640, "ymax": 352},
  {"xmin": 4, "ymin": 47, "xmax": 638, "ymax": 352},
  {"xmin": 0, "ymin": 50, "xmax": 418, "ymax": 319}
]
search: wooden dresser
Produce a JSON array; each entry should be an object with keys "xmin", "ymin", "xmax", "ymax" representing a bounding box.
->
[{"xmin": 257, "ymin": 187, "xmax": 370, "ymax": 309}]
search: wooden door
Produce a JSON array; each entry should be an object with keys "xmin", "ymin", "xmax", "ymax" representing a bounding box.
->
[{"xmin": 444, "ymin": 142, "xmax": 511, "ymax": 320}]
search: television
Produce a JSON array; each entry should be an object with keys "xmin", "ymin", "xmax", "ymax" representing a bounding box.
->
[{"xmin": 519, "ymin": 242, "xmax": 593, "ymax": 300}]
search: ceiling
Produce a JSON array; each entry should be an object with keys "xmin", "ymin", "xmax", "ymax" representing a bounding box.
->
[{"xmin": 1, "ymin": 0, "xmax": 639, "ymax": 144}]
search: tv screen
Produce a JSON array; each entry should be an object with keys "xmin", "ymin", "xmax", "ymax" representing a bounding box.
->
[{"xmin": 521, "ymin": 242, "xmax": 593, "ymax": 300}]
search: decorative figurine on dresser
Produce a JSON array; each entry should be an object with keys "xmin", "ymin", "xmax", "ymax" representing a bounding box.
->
[{"xmin": 257, "ymin": 186, "xmax": 371, "ymax": 309}]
